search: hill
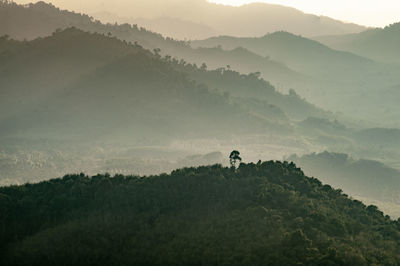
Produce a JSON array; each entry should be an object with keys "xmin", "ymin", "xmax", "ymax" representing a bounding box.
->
[
  {"xmin": 130, "ymin": 17, "xmax": 217, "ymax": 41},
  {"xmin": 0, "ymin": 28, "xmax": 298, "ymax": 141},
  {"xmin": 12, "ymin": 0, "xmax": 366, "ymax": 39},
  {"xmin": 193, "ymin": 31, "xmax": 400, "ymax": 125},
  {"xmin": 6, "ymin": 1, "xmax": 400, "ymax": 128},
  {"xmin": 0, "ymin": 1, "xmax": 308, "ymax": 95},
  {"xmin": 1, "ymin": 161, "xmax": 400, "ymax": 265},
  {"xmin": 4, "ymin": 1, "xmax": 400, "ymax": 128},
  {"xmin": 315, "ymin": 22, "xmax": 400, "ymax": 64},
  {"xmin": 193, "ymin": 31, "xmax": 374, "ymax": 77},
  {"xmin": 355, "ymin": 128, "xmax": 400, "ymax": 149},
  {"xmin": 289, "ymin": 151, "xmax": 400, "ymax": 218},
  {"xmin": 0, "ymin": 27, "xmax": 331, "ymax": 185}
]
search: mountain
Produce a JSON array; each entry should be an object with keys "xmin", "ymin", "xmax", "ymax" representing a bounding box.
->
[
  {"xmin": 2, "ymin": 1, "xmax": 384, "ymax": 124},
  {"xmin": 193, "ymin": 31, "xmax": 400, "ymax": 124},
  {"xmin": 2, "ymin": 1, "xmax": 400, "ymax": 189},
  {"xmin": 129, "ymin": 17, "xmax": 217, "ymax": 41},
  {"xmin": 9, "ymin": 1, "xmax": 400, "ymax": 127},
  {"xmin": 2, "ymin": 162, "xmax": 400, "ymax": 265},
  {"xmin": 88, "ymin": 11, "xmax": 218, "ymax": 40},
  {"xmin": 192, "ymin": 31, "xmax": 374, "ymax": 77},
  {"xmin": 0, "ymin": 28, "xmax": 330, "ymax": 185},
  {"xmin": 0, "ymin": 1, "xmax": 309, "ymax": 95},
  {"xmin": 355, "ymin": 128, "xmax": 400, "ymax": 149},
  {"xmin": 315, "ymin": 22, "xmax": 400, "ymax": 64},
  {"xmin": 0, "ymin": 1, "xmax": 329, "ymax": 124},
  {"xmin": 289, "ymin": 151, "xmax": 400, "ymax": 218},
  {"xmin": 177, "ymin": 45, "xmax": 307, "ymax": 95},
  {"xmin": 12, "ymin": 0, "xmax": 366, "ymax": 39},
  {"xmin": 0, "ymin": 28, "xmax": 297, "ymax": 142}
]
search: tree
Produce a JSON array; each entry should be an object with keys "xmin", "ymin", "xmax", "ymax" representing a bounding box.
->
[{"xmin": 229, "ymin": 150, "xmax": 242, "ymax": 168}]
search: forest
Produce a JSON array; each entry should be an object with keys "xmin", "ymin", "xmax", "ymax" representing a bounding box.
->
[
  {"xmin": 1, "ymin": 1, "xmax": 400, "ymax": 264},
  {"xmin": 2, "ymin": 161, "xmax": 400, "ymax": 265}
]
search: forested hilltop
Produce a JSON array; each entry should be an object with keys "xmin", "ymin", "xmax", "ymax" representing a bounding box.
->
[
  {"xmin": 1, "ymin": 161, "xmax": 400, "ymax": 265},
  {"xmin": 3, "ymin": 1, "xmax": 400, "ymax": 126},
  {"xmin": 315, "ymin": 22, "xmax": 400, "ymax": 64},
  {"xmin": 289, "ymin": 151, "xmax": 400, "ymax": 218},
  {"xmin": 1, "ymin": 0, "xmax": 400, "ymax": 228},
  {"xmin": 0, "ymin": 27, "xmax": 323, "ymax": 141},
  {"xmin": 0, "ymin": 0, "xmax": 308, "ymax": 90},
  {"xmin": 2, "ymin": 0, "xmax": 366, "ymax": 40},
  {"xmin": 0, "ymin": 27, "xmax": 325, "ymax": 184}
]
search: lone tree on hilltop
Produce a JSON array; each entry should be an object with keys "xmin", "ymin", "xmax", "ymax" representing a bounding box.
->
[{"xmin": 229, "ymin": 150, "xmax": 242, "ymax": 168}]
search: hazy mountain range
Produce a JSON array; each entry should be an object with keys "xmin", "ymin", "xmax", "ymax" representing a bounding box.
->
[
  {"xmin": 193, "ymin": 32, "xmax": 400, "ymax": 127},
  {"xmin": 315, "ymin": 22, "xmax": 400, "ymax": 64},
  {"xmin": 12, "ymin": 0, "xmax": 367, "ymax": 39},
  {"xmin": 3, "ymin": 1, "xmax": 400, "ymax": 128},
  {"xmin": 1, "ymin": 0, "xmax": 400, "ymax": 241}
]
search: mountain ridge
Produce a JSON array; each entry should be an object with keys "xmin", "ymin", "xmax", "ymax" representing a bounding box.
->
[
  {"xmin": 10, "ymin": 0, "xmax": 367, "ymax": 39},
  {"xmin": 314, "ymin": 22, "xmax": 400, "ymax": 64}
]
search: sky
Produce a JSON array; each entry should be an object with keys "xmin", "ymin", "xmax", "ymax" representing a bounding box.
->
[{"xmin": 209, "ymin": 0, "xmax": 400, "ymax": 27}]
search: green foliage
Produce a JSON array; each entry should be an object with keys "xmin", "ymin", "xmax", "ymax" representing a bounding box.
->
[
  {"xmin": 1, "ymin": 162, "xmax": 400, "ymax": 265},
  {"xmin": 0, "ymin": 28, "xmax": 285, "ymax": 142},
  {"xmin": 316, "ymin": 22, "xmax": 400, "ymax": 64},
  {"xmin": 288, "ymin": 151, "xmax": 400, "ymax": 216},
  {"xmin": 229, "ymin": 150, "xmax": 242, "ymax": 168}
]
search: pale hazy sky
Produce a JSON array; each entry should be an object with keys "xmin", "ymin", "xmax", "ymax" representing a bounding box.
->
[{"xmin": 209, "ymin": 0, "xmax": 400, "ymax": 27}]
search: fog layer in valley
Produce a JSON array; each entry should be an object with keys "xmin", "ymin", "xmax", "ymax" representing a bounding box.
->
[{"xmin": 1, "ymin": 0, "xmax": 400, "ymax": 220}]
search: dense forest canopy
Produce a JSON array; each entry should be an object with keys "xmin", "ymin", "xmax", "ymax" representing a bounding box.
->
[
  {"xmin": 1, "ymin": 4, "xmax": 400, "ymax": 263},
  {"xmin": 1, "ymin": 27, "xmax": 400, "ymax": 211},
  {"xmin": 289, "ymin": 151, "xmax": 400, "ymax": 218},
  {"xmin": 0, "ymin": 27, "xmax": 312, "ymax": 142},
  {"xmin": 2, "ymin": 161, "xmax": 400, "ymax": 265}
]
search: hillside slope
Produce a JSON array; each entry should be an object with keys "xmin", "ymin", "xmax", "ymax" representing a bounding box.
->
[
  {"xmin": 193, "ymin": 31, "xmax": 400, "ymax": 124},
  {"xmin": 1, "ymin": 28, "xmax": 297, "ymax": 142},
  {"xmin": 289, "ymin": 151, "xmax": 400, "ymax": 218},
  {"xmin": 12, "ymin": 0, "xmax": 366, "ymax": 38},
  {"xmin": 1, "ymin": 162, "xmax": 400, "ymax": 265},
  {"xmin": 315, "ymin": 23, "xmax": 400, "ymax": 64},
  {"xmin": 193, "ymin": 31, "xmax": 375, "ymax": 77},
  {"xmin": 0, "ymin": 27, "xmax": 333, "ymax": 185},
  {"xmin": 0, "ymin": 1, "xmax": 307, "ymax": 93}
]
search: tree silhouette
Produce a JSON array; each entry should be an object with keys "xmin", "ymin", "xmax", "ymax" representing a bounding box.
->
[{"xmin": 229, "ymin": 150, "xmax": 242, "ymax": 168}]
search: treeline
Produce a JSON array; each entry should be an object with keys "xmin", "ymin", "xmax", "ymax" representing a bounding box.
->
[{"xmin": 1, "ymin": 161, "xmax": 400, "ymax": 265}]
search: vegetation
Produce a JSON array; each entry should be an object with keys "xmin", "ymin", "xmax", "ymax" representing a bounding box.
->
[
  {"xmin": 229, "ymin": 150, "xmax": 242, "ymax": 168},
  {"xmin": 289, "ymin": 151, "xmax": 400, "ymax": 218},
  {"xmin": 4, "ymin": 1, "xmax": 400, "ymax": 126},
  {"xmin": 192, "ymin": 31, "xmax": 400, "ymax": 124},
  {"xmin": 192, "ymin": 31, "xmax": 373, "ymax": 77},
  {"xmin": 0, "ymin": 28, "xmax": 297, "ymax": 141},
  {"xmin": 2, "ymin": 161, "xmax": 400, "ymax": 265},
  {"xmin": 0, "ymin": 0, "xmax": 366, "ymax": 41},
  {"xmin": 315, "ymin": 22, "xmax": 400, "ymax": 64}
]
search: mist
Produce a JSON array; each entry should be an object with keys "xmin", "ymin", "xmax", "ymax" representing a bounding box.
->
[{"xmin": 2, "ymin": 0, "xmax": 400, "ymax": 264}]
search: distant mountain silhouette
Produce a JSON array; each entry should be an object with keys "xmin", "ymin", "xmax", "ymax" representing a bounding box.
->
[
  {"xmin": 315, "ymin": 22, "xmax": 400, "ymax": 64},
  {"xmin": 17, "ymin": 0, "xmax": 366, "ymax": 38},
  {"xmin": 95, "ymin": 13, "xmax": 218, "ymax": 40},
  {"xmin": 289, "ymin": 151, "xmax": 400, "ymax": 218},
  {"xmin": 193, "ymin": 31, "xmax": 400, "ymax": 124},
  {"xmin": 193, "ymin": 31, "xmax": 374, "ymax": 76},
  {"xmin": 0, "ymin": 1, "xmax": 309, "ymax": 93},
  {"xmin": 0, "ymin": 28, "xmax": 323, "ymax": 143}
]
